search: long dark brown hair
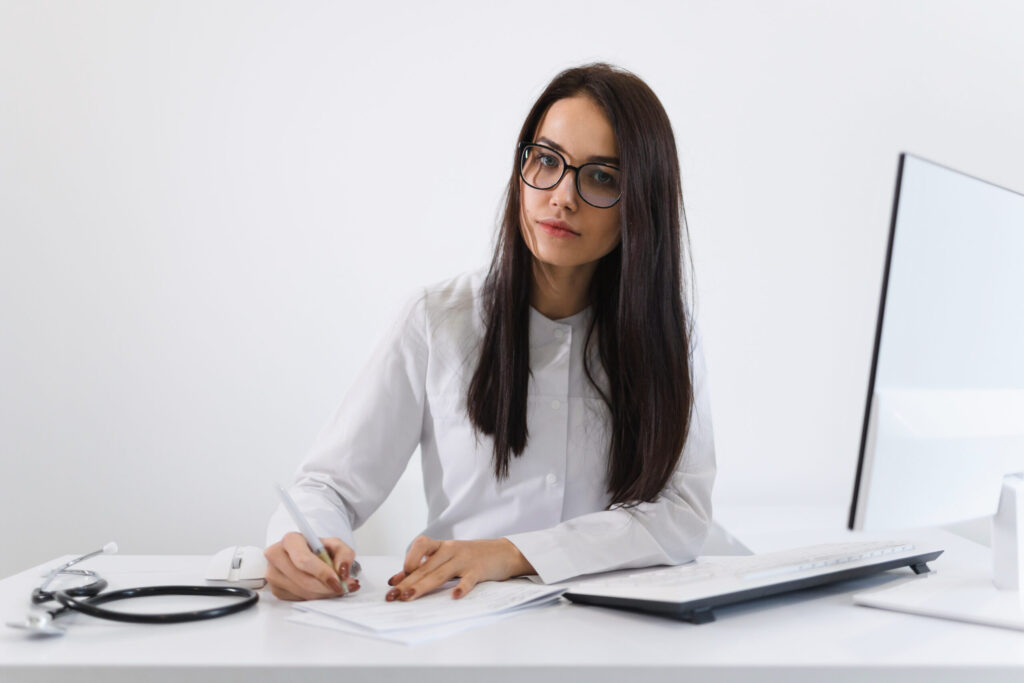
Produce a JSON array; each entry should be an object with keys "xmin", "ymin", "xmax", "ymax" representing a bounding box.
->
[{"xmin": 466, "ymin": 63, "xmax": 693, "ymax": 507}]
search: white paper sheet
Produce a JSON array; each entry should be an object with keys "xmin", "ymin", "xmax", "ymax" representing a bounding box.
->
[
  {"xmin": 288, "ymin": 606, "xmax": 521, "ymax": 645},
  {"xmin": 295, "ymin": 578, "xmax": 565, "ymax": 633}
]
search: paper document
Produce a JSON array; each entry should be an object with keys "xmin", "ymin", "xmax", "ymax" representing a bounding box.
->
[
  {"xmin": 289, "ymin": 608, "xmax": 516, "ymax": 645},
  {"xmin": 298, "ymin": 579, "xmax": 564, "ymax": 631},
  {"xmin": 288, "ymin": 557, "xmax": 565, "ymax": 643}
]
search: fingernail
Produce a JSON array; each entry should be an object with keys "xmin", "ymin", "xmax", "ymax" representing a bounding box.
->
[
  {"xmin": 386, "ymin": 588, "xmax": 399, "ymax": 601},
  {"xmin": 341, "ymin": 564, "xmax": 348, "ymax": 580},
  {"xmin": 453, "ymin": 588, "xmax": 463, "ymax": 599},
  {"xmin": 401, "ymin": 589, "xmax": 415, "ymax": 600},
  {"xmin": 328, "ymin": 578, "xmax": 344, "ymax": 594}
]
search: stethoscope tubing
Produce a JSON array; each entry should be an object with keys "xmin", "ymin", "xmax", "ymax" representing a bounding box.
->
[
  {"xmin": 24, "ymin": 544, "xmax": 259, "ymax": 629},
  {"xmin": 50, "ymin": 585, "xmax": 259, "ymax": 624}
]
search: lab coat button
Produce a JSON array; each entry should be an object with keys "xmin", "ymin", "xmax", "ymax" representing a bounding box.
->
[
  {"xmin": 554, "ymin": 328, "xmax": 565, "ymax": 340},
  {"xmin": 546, "ymin": 473, "xmax": 558, "ymax": 486},
  {"xmin": 551, "ymin": 400, "xmax": 561, "ymax": 410}
]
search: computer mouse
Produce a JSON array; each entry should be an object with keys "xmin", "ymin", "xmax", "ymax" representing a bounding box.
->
[{"xmin": 205, "ymin": 545, "xmax": 268, "ymax": 589}]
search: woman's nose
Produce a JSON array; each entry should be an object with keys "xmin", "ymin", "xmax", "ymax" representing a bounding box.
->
[{"xmin": 549, "ymin": 168, "xmax": 579, "ymax": 211}]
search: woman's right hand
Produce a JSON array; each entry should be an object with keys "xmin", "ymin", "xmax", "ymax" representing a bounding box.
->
[{"xmin": 264, "ymin": 532, "xmax": 360, "ymax": 600}]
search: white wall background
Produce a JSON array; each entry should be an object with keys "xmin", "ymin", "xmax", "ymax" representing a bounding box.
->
[{"xmin": 2, "ymin": 0, "xmax": 1023, "ymax": 578}]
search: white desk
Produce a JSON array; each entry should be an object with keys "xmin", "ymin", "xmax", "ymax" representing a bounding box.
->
[{"xmin": 3, "ymin": 516, "xmax": 1024, "ymax": 683}]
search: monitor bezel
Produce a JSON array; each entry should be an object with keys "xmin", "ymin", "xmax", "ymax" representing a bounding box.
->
[
  {"xmin": 848, "ymin": 153, "xmax": 1024, "ymax": 530},
  {"xmin": 848, "ymin": 153, "xmax": 906, "ymax": 530}
]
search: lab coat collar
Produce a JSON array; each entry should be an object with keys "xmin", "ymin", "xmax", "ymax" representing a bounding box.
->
[{"xmin": 528, "ymin": 305, "xmax": 592, "ymax": 348}]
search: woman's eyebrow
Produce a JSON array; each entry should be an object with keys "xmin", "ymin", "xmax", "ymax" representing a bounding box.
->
[{"xmin": 536, "ymin": 137, "xmax": 620, "ymax": 166}]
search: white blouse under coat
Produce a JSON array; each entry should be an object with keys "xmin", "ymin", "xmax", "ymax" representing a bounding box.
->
[{"xmin": 266, "ymin": 269, "xmax": 716, "ymax": 583}]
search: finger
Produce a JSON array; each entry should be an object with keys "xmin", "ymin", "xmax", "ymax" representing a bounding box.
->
[
  {"xmin": 397, "ymin": 555, "xmax": 461, "ymax": 601},
  {"xmin": 268, "ymin": 580, "xmax": 302, "ymax": 601},
  {"xmin": 385, "ymin": 537, "xmax": 450, "ymax": 595},
  {"xmin": 323, "ymin": 537, "xmax": 356, "ymax": 580},
  {"xmin": 402, "ymin": 536, "xmax": 443, "ymax": 576},
  {"xmin": 451, "ymin": 574, "xmax": 480, "ymax": 600},
  {"xmin": 277, "ymin": 533, "xmax": 346, "ymax": 595},
  {"xmin": 263, "ymin": 557, "xmax": 302, "ymax": 601},
  {"xmin": 282, "ymin": 533, "xmax": 344, "ymax": 587},
  {"xmin": 265, "ymin": 562, "xmax": 334, "ymax": 601},
  {"xmin": 393, "ymin": 540, "xmax": 457, "ymax": 593},
  {"xmin": 389, "ymin": 547, "xmax": 460, "ymax": 601},
  {"xmin": 267, "ymin": 556, "xmax": 361, "ymax": 599}
]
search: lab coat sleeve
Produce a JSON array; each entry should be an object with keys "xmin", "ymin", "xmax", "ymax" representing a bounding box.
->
[
  {"xmin": 505, "ymin": 328, "xmax": 716, "ymax": 584},
  {"xmin": 265, "ymin": 290, "xmax": 429, "ymax": 551}
]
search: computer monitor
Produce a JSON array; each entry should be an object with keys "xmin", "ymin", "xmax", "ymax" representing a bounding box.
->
[{"xmin": 849, "ymin": 153, "xmax": 1024, "ymax": 534}]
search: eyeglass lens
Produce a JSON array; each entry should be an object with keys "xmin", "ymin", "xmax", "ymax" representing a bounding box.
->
[{"xmin": 520, "ymin": 145, "xmax": 621, "ymax": 208}]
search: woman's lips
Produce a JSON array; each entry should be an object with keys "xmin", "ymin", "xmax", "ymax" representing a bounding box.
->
[{"xmin": 538, "ymin": 221, "xmax": 580, "ymax": 238}]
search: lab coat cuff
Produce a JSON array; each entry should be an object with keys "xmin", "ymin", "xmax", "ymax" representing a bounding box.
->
[{"xmin": 504, "ymin": 530, "xmax": 579, "ymax": 584}]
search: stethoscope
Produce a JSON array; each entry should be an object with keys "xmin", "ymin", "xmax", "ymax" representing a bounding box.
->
[{"xmin": 6, "ymin": 542, "xmax": 258, "ymax": 636}]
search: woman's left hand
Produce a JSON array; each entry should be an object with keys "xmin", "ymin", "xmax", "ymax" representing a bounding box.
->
[{"xmin": 385, "ymin": 536, "xmax": 535, "ymax": 601}]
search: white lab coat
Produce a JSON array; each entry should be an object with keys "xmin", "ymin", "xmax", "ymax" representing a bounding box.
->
[{"xmin": 266, "ymin": 269, "xmax": 716, "ymax": 583}]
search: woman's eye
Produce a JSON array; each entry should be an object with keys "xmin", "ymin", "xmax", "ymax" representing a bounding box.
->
[
  {"xmin": 588, "ymin": 168, "xmax": 618, "ymax": 185},
  {"xmin": 538, "ymin": 154, "xmax": 559, "ymax": 168}
]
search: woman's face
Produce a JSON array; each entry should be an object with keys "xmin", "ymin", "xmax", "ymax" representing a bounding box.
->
[{"xmin": 519, "ymin": 96, "xmax": 622, "ymax": 272}]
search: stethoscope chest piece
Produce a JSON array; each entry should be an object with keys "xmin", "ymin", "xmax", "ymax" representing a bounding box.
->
[{"xmin": 6, "ymin": 611, "xmax": 66, "ymax": 637}]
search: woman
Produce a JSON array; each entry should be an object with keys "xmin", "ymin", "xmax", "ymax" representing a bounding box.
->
[{"xmin": 264, "ymin": 63, "xmax": 715, "ymax": 602}]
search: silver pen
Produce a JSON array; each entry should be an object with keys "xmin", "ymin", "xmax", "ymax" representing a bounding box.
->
[{"xmin": 275, "ymin": 484, "xmax": 349, "ymax": 594}]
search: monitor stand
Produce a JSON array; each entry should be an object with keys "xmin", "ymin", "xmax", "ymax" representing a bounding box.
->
[
  {"xmin": 852, "ymin": 473, "xmax": 1024, "ymax": 630},
  {"xmin": 992, "ymin": 472, "xmax": 1024, "ymax": 589}
]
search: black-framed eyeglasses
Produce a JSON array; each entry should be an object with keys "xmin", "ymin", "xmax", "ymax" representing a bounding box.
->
[{"xmin": 518, "ymin": 142, "xmax": 622, "ymax": 209}]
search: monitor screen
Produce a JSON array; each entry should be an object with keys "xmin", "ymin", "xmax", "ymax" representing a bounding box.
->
[{"xmin": 850, "ymin": 154, "xmax": 1024, "ymax": 531}]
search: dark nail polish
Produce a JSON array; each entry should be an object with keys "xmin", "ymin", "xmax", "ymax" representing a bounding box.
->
[
  {"xmin": 401, "ymin": 589, "xmax": 414, "ymax": 600},
  {"xmin": 453, "ymin": 588, "xmax": 463, "ymax": 599},
  {"xmin": 386, "ymin": 589, "xmax": 399, "ymax": 601}
]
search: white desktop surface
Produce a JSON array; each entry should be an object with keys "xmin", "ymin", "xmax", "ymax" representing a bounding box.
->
[{"xmin": 3, "ymin": 510, "xmax": 1024, "ymax": 683}]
